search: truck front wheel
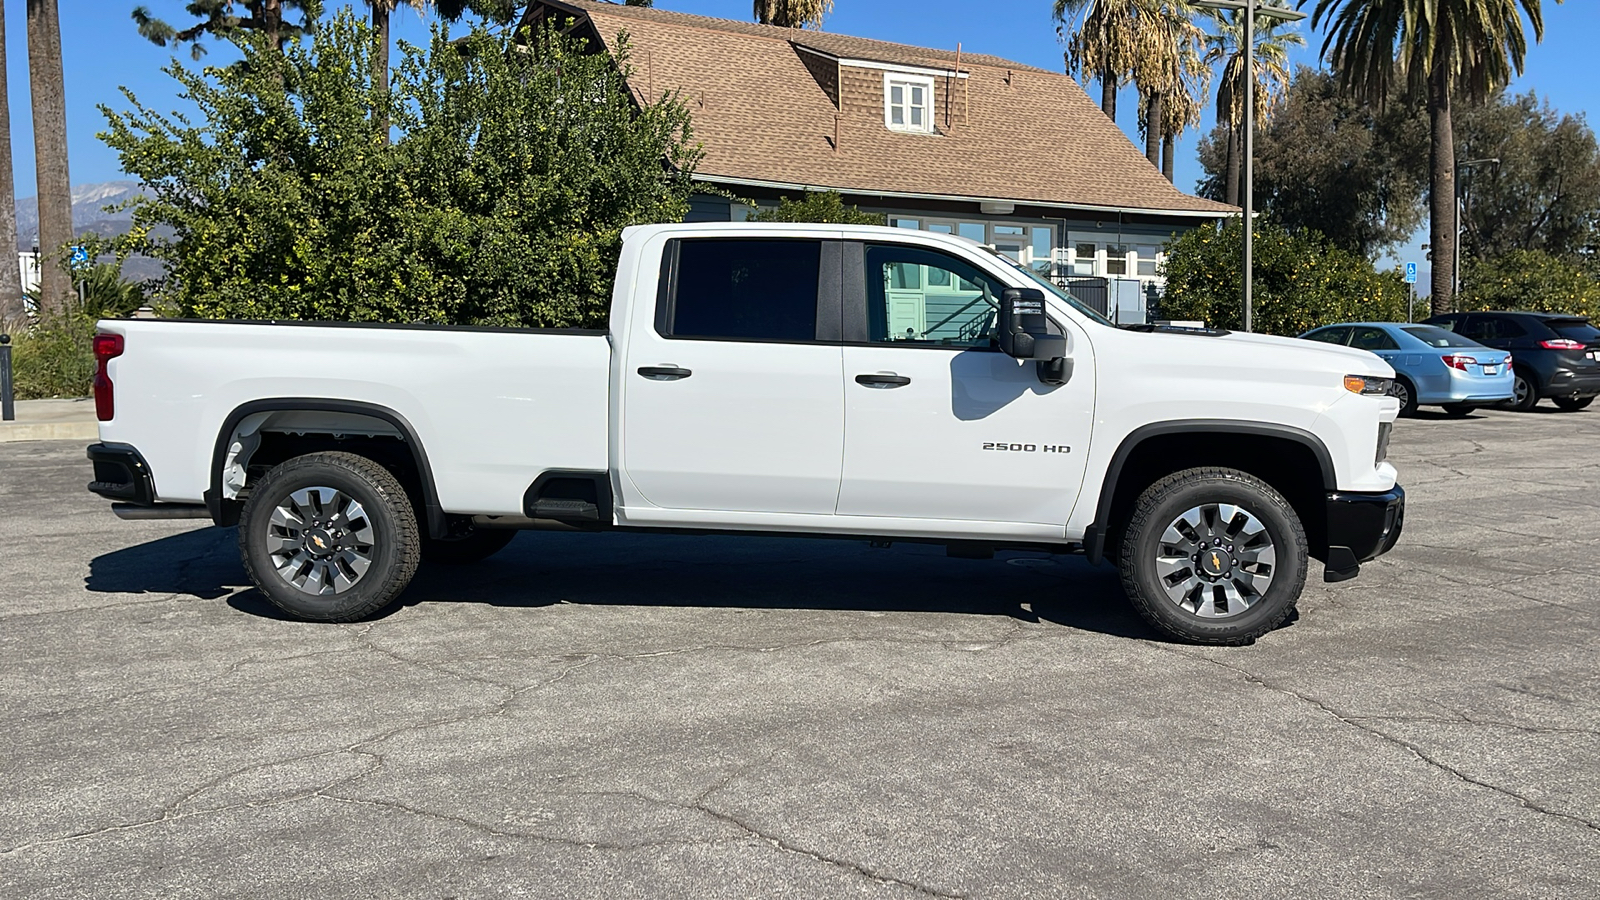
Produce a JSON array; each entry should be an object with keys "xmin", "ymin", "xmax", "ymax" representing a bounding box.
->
[
  {"xmin": 239, "ymin": 451, "xmax": 421, "ymax": 623},
  {"xmin": 1118, "ymin": 467, "xmax": 1307, "ymax": 645}
]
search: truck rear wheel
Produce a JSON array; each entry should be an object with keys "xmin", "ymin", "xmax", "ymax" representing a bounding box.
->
[
  {"xmin": 1118, "ymin": 467, "xmax": 1307, "ymax": 645},
  {"xmin": 239, "ymin": 451, "xmax": 421, "ymax": 623}
]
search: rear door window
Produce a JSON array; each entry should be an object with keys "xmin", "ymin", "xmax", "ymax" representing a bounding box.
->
[
  {"xmin": 1549, "ymin": 319, "xmax": 1600, "ymax": 343},
  {"xmin": 1302, "ymin": 326, "xmax": 1352, "ymax": 345},
  {"xmin": 664, "ymin": 239, "xmax": 822, "ymax": 342},
  {"xmin": 1401, "ymin": 325, "xmax": 1477, "ymax": 348},
  {"xmin": 1350, "ymin": 327, "xmax": 1400, "ymax": 351}
]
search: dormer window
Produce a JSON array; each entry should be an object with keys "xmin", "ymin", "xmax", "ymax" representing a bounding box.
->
[{"xmin": 884, "ymin": 73, "xmax": 935, "ymax": 133}]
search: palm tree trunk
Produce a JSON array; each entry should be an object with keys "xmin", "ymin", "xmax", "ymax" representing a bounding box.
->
[
  {"xmin": 1144, "ymin": 92, "xmax": 1163, "ymax": 167},
  {"xmin": 1162, "ymin": 131, "xmax": 1175, "ymax": 183},
  {"xmin": 25, "ymin": 0, "xmax": 71, "ymax": 316},
  {"xmin": 264, "ymin": 0, "xmax": 283, "ymax": 50},
  {"xmin": 373, "ymin": 1, "xmax": 391, "ymax": 143},
  {"xmin": 1428, "ymin": 56, "xmax": 1455, "ymax": 316},
  {"xmin": 0, "ymin": 0, "xmax": 25, "ymax": 320},
  {"xmin": 1224, "ymin": 122, "xmax": 1241, "ymax": 208},
  {"xmin": 1101, "ymin": 63, "xmax": 1116, "ymax": 122}
]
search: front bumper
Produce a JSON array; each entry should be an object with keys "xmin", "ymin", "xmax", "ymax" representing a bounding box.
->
[{"xmin": 1322, "ymin": 486, "xmax": 1405, "ymax": 583}]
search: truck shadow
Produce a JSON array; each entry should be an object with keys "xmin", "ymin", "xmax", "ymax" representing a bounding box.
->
[{"xmin": 88, "ymin": 528, "xmax": 1160, "ymax": 640}]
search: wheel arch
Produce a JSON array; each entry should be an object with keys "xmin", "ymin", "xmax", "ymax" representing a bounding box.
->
[
  {"xmin": 1084, "ymin": 420, "xmax": 1336, "ymax": 566},
  {"xmin": 206, "ymin": 398, "xmax": 447, "ymax": 539}
]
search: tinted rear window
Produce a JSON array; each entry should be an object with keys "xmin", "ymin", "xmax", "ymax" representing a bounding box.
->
[
  {"xmin": 1401, "ymin": 325, "xmax": 1478, "ymax": 348},
  {"xmin": 1549, "ymin": 319, "xmax": 1600, "ymax": 343},
  {"xmin": 668, "ymin": 239, "xmax": 821, "ymax": 342}
]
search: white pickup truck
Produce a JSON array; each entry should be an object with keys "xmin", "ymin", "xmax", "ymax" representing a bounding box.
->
[{"xmin": 86, "ymin": 223, "xmax": 1404, "ymax": 644}]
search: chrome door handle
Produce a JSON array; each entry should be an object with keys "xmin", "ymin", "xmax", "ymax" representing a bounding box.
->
[
  {"xmin": 638, "ymin": 366, "xmax": 692, "ymax": 380},
  {"xmin": 855, "ymin": 373, "xmax": 911, "ymax": 388}
]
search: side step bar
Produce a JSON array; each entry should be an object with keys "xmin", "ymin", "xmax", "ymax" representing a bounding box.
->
[{"xmin": 112, "ymin": 503, "xmax": 211, "ymax": 520}]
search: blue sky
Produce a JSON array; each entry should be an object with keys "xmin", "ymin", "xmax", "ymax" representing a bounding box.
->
[{"xmin": 7, "ymin": 0, "xmax": 1598, "ymax": 274}]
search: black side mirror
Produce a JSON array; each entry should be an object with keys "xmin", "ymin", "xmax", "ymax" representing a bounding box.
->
[{"xmin": 997, "ymin": 287, "xmax": 1067, "ymax": 361}]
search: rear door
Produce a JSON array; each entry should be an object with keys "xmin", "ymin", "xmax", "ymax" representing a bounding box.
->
[
  {"xmin": 834, "ymin": 241, "xmax": 1095, "ymax": 526},
  {"xmin": 619, "ymin": 236, "xmax": 845, "ymax": 516}
]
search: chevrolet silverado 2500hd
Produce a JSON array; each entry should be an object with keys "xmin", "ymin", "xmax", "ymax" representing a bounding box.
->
[{"xmin": 85, "ymin": 223, "xmax": 1404, "ymax": 644}]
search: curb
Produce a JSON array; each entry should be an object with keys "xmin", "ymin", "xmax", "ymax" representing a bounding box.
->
[{"xmin": 0, "ymin": 422, "xmax": 100, "ymax": 443}]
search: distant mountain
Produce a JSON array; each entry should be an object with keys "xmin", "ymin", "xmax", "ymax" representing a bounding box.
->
[
  {"xmin": 14, "ymin": 180, "xmax": 164, "ymax": 283},
  {"xmin": 14, "ymin": 180, "xmax": 147, "ymax": 250}
]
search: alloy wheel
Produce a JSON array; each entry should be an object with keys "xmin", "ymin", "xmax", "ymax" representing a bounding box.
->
[
  {"xmin": 1153, "ymin": 503, "xmax": 1277, "ymax": 618},
  {"xmin": 267, "ymin": 486, "xmax": 377, "ymax": 595}
]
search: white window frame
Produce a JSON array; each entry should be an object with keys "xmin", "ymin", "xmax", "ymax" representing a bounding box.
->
[{"xmin": 883, "ymin": 73, "xmax": 936, "ymax": 134}]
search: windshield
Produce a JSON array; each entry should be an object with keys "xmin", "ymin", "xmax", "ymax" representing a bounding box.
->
[
  {"xmin": 1401, "ymin": 325, "xmax": 1478, "ymax": 348},
  {"xmin": 986, "ymin": 248, "xmax": 1116, "ymax": 327}
]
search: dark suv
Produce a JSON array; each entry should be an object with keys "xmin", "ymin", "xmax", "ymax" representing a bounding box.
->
[{"xmin": 1425, "ymin": 311, "xmax": 1600, "ymax": 411}]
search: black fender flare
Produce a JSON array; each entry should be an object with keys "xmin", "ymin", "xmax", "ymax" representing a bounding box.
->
[
  {"xmin": 1082, "ymin": 419, "xmax": 1337, "ymax": 565},
  {"xmin": 205, "ymin": 398, "xmax": 447, "ymax": 538}
]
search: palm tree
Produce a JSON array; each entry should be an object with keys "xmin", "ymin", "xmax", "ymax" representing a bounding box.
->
[
  {"xmin": 754, "ymin": 0, "xmax": 833, "ymax": 29},
  {"xmin": 132, "ymin": 1, "xmax": 318, "ymax": 59},
  {"xmin": 1054, "ymin": 0, "xmax": 1147, "ymax": 123},
  {"xmin": 1305, "ymin": 0, "xmax": 1552, "ymax": 314},
  {"xmin": 0, "ymin": 1, "xmax": 24, "ymax": 320},
  {"xmin": 1133, "ymin": 2, "xmax": 1206, "ymax": 174},
  {"xmin": 366, "ymin": 1, "xmax": 429, "ymax": 140},
  {"xmin": 26, "ymin": 0, "xmax": 71, "ymax": 315},
  {"xmin": 1203, "ymin": 6, "xmax": 1302, "ymax": 206}
]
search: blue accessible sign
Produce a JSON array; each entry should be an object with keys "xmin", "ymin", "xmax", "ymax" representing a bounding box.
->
[
  {"xmin": 1404, "ymin": 262, "xmax": 1418, "ymax": 284},
  {"xmin": 69, "ymin": 246, "xmax": 89, "ymax": 267}
]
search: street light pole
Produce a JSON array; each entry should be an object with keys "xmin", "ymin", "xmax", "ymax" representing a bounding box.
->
[
  {"xmin": 1193, "ymin": 0, "xmax": 1305, "ymax": 332},
  {"xmin": 1453, "ymin": 158, "xmax": 1500, "ymax": 300}
]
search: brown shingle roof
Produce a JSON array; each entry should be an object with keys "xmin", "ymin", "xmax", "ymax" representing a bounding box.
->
[{"xmin": 536, "ymin": 0, "xmax": 1233, "ymax": 216}]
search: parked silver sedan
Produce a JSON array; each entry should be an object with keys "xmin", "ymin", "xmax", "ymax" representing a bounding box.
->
[{"xmin": 1300, "ymin": 322, "xmax": 1515, "ymax": 416}]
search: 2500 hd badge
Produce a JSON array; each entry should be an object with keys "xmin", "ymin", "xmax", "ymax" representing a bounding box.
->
[{"xmin": 981, "ymin": 442, "xmax": 1071, "ymax": 453}]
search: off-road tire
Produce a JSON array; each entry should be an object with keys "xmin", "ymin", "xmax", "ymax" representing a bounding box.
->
[
  {"xmin": 421, "ymin": 526, "xmax": 517, "ymax": 565},
  {"xmin": 1553, "ymin": 395, "xmax": 1594, "ymax": 412},
  {"xmin": 239, "ymin": 451, "xmax": 420, "ymax": 623},
  {"xmin": 1118, "ymin": 467, "xmax": 1308, "ymax": 645}
]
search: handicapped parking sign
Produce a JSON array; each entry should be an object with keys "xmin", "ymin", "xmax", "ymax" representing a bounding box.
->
[
  {"xmin": 1404, "ymin": 262, "xmax": 1418, "ymax": 284},
  {"xmin": 69, "ymin": 246, "xmax": 89, "ymax": 267}
]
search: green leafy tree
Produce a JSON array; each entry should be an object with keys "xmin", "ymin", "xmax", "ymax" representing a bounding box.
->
[
  {"xmin": 1455, "ymin": 90, "xmax": 1600, "ymax": 263},
  {"xmin": 132, "ymin": 0, "xmax": 322, "ymax": 58},
  {"xmin": 1197, "ymin": 66, "xmax": 1429, "ymax": 256},
  {"xmin": 748, "ymin": 192, "xmax": 885, "ymax": 225},
  {"xmin": 1458, "ymin": 249, "xmax": 1600, "ymax": 319},
  {"xmin": 1160, "ymin": 217, "xmax": 1408, "ymax": 335},
  {"xmin": 754, "ymin": 1, "xmax": 833, "ymax": 28},
  {"xmin": 1305, "ymin": 0, "xmax": 1556, "ymax": 314},
  {"xmin": 100, "ymin": 12, "xmax": 701, "ymax": 328}
]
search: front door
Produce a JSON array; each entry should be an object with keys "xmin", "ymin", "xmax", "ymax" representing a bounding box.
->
[
  {"xmin": 836, "ymin": 242, "xmax": 1095, "ymax": 526},
  {"xmin": 620, "ymin": 236, "xmax": 844, "ymax": 517}
]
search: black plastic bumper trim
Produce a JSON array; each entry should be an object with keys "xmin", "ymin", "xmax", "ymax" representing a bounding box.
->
[
  {"xmin": 87, "ymin": 443, "xmax": 157, "ymax": 507},
  {"xmin": 1323, "ymin": 486, "xmax": 1405, "ymax": 581}
]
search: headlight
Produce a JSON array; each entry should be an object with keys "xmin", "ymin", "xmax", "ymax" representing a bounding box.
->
[{"xmin": 1344, "ymin": 374, "xmax": 1395, "ymax": 396}]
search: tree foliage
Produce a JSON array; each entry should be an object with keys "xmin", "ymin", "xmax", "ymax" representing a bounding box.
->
[
  {"xmin": 1458, "ymin": 249, "xmax": 1600, "ymax": 319},
  {"xmin": 1456, "ymin": 90, "xmax": 1600, "ymax": 263},
  {"xmin": 754, "ymin": 0, "xmax": 833, "ymax": 29},
  {"xmin": 132, "ymin": 0, "xmax": 323, "ymax": 58},
  {"xmin": 1159, "ymin": 217, "xmax": 1408, "ymax": 335},
  {"xmin": 747, "ymin": 192, "xmax": 884, "ymax": 225},
  {"xmin": 1197, "ymin": 66, "xmax": 1429, "ymax": 256},
  {"xmin": 99, "ymin": 12, "xmax": 701, "ymax": 329}
]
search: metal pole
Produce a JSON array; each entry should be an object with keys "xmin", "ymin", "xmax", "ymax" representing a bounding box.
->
[
  {"xmin": 1, "ymin": 334, "xmax": 14, "ymax": 422},
  {"xmin": 1242, "ymin": 0, "xmax": 1255, "ymax": 333}
]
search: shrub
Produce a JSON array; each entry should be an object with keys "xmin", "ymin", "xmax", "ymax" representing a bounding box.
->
[
  {"xmin": 1458, "ymin": 250, "xmax": 1600, "ymax": 319},
  {"xmin": 7, "ymin": 308, "xmax": 96, "ymax": 400},
  {"xmin": 99, "ymin": 12, "xmax": 700, "ymax": 329},
  {"xmin": 1159, "ymin": 217, "xmax": 1410, "ymax": 335},
  {"xmin": 748, "ymin": 191, "xmax": 886, "ymax": 225}
]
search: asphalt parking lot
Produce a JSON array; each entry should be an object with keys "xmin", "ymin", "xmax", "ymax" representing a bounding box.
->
[{"xmin": 2, "ymin": 407, "xmax": 1598, "ymax": 899}]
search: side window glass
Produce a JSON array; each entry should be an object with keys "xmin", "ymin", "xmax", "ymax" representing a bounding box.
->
[
  {"xmin": 1350, "ymin": 327, "xmax": 1399, "ymax": 351},
  {"xmin": 1304, "ymin": 327, "xmax": 1350, "ymax": 345},
  {"xmin": 865, "ymin": 244, "xmax": 1004, "ymax": 348},
  {"xmin": 667, "ymin": 239, "xmax": 820, "ymax": 342},
  {"xmin": 1455, "ymin": 316, "xmax": 1486, "ymax": 340},
  {"xmin": 1496, "ymin": 317, "xmax": 1527, "ymax": 338}
]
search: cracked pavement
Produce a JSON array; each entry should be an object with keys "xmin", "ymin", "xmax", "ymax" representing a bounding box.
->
[{"xmin": 2, "ymin": 405, "xmax": 1598, "ymax": 898}]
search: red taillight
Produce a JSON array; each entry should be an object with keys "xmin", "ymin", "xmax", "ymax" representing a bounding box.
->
[
  {"xmin": 1441, "ymin": 354, "xmax": 1474, "ymax": 371},
  {"xmin": 92, "ymin": 333, "xmax": 124, "ymax": 422},
  {"xmin": 1503, "ymin": 355, "xmax": 1513, "ymax": 367},
  {"xmin": 1540, "ymin": 339, "xmax": 1584, "ymax": 350}
]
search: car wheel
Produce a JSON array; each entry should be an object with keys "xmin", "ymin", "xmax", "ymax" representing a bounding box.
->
[
  {"xmin": 1508, "ymin": 370, "xmax": 1539, "ymax": 412},
  {"xmin": 1392, "ymin": 377, "xmax": 1419, "ymax": 417},
  {"xmin": 1440, "ymin": 403, "xmax": 1475, "ymax": 418},
  {"xmin": 239, "ymin": 451, "xmax": 420, "ymax": 623},
  {"xmin": 422, "ymin": 523, "xmax": 517, "ymax": 565},
  {"xmin": 1118, "ymin": 467, "xmax": 1308, "ymax": 646},
  {"xmin": 1553, "ymin": 395, "xmax": 1595, "ymax": 412}
]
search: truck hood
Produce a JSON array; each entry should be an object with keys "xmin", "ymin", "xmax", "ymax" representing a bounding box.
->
[{"xmin": 1110, "ymin": 326, "xmax": 1394, "ymax": 379}]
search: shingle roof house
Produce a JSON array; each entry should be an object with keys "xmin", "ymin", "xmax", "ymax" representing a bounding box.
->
[{"xmin": 519, "ymin": 0, "xmax": 1234, "ymax": 305}]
